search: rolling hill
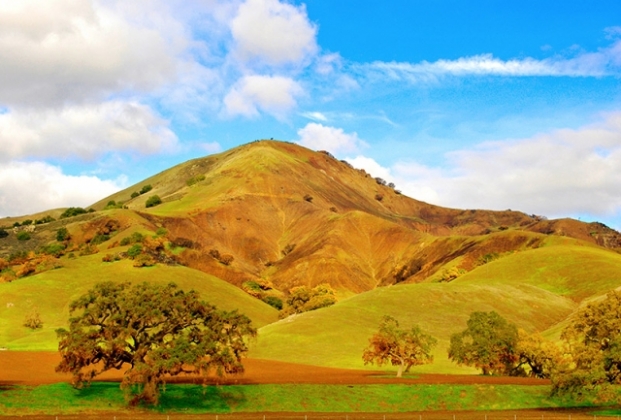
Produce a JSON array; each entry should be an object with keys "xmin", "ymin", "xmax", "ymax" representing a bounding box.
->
[{"xmin": 1, "ymin": 139, "xmax": 620, "ymax": 373}]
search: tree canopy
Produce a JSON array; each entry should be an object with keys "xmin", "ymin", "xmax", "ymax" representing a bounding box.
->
[
  {"xmin": 552, "ymin": 290, "xmax": 621, "ymax": 400},
  {"xmin": 280, "ymin": 283, "xmax": 337, "ymax": 317},
  {"xmin": 448, "ymin": 311, "xmax": 519, "ymax": 375},
  {"xmin": 362, "ymin": 315, "xmax": 437, "ymax": 377},
  {"xmin": 514, "ymin": 329, "xmax": 563, "ymax": 379},
  {"xmin": 56, "ymin": 281, "xmax": 256, "ymax": 405}
]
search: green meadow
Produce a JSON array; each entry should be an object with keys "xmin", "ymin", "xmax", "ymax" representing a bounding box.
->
[{"xmin": 0, "ymin": 382, "xmax": 596, "ymax": 416}]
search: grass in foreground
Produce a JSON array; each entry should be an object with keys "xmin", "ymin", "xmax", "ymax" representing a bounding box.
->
[{"xmin": 0, "ymin": 383, "xmax": 597, "ymax": 416}]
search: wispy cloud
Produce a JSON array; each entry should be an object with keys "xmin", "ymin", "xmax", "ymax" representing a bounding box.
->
[
  {"xmin": 354, "ymin": 40, "xmax": 621, "ymax": 83},
  {"xmin": 300, "ymin": 111, "xmax": 328, "ymax": 122}
]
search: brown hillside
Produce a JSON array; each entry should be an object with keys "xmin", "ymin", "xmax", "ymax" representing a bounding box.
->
[
  {"xmin": 105, "ymin": 141, "xmax": 621, "ymax": 294},
  {"xmin": 3, "ymin": 140, "xmax": 620, "ymax": 298}
]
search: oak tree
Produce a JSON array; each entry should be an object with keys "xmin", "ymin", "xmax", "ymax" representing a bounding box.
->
[
  {"xmin": 362, "ymin": 315, "xmax": 437, "ymax": 377},
  {"xmin": 448, "ymin": 311, "xmax": 518, "ymax": 375},
  {"xmin": 552, "ymin": 290, "xmax": 621, "ymax": 400},
  {"xmin": 56, "ymin": 281, "xmax": 256, "ymax": 406},
  {"xmin": 514, "ymin": 329, "xmax": 563, "ymax": 379}
]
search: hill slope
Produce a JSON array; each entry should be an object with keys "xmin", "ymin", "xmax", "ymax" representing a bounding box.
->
[
  {"xmin": 44, "ymin": 140, "xmax": 620, "ymax": 296},
  {"xmin": 250, "ymin": 243, "xmax": 621, "ymax": 371},
  {"xmin": 1, "ymin": 139, "xmax": 621, "ymax": 374}
]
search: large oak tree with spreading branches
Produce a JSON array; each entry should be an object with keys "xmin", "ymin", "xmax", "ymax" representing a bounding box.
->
[{"xmin": 56, "ymin": 281, "xmax": 256, "ymax": 405}]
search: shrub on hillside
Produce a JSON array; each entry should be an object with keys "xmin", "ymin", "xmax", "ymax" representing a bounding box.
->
[
  {"xmin": 133, "ymin": 254, "xmax": 155, "ymax": 267},
  {"xmin": 127, "ymin": 244, "xmax": 143, "ymax": 259},
  {"xmin": 40, "ymin": 243, "xmax": 66, "ymax": 258},
  {"xmin": 139, "ymin": 184, "xmax": 153, "ymax": 195},
  {"xmin": 60, "ymin": 207, "xmax": 88, "ymax": 219},
  {"xmin": 105, "ymin": 200, "xmax": 124, "ymax": 210},
  {"xmin": 78, "ymin": 244, "xmax": 99, "ymax": 256},
  {"xmin": 130, "ymin": 191, "xmax": 140, "ymax": 199},
  {"xmin": 209, "ymin": 249, "xmax": 234, "ymax": 265},
  {"xmin": 56, "ymin": 227, "xmax": 70, "ymax": 242},
  {"xmin": 145, "ymin": 195, "xmax": 162, "ymax": 208},
  {"xmin": 280, "ymin": 284, "xmax": 337, "ymax": 317},
  {"xmin": 35, "ymin": 215, "xmax": 55, "ymax": 224},
  {"xmin": 16, "ymin": 231, "xmax": 31, "ymax": 241},
  {"xmin": 0, "ymin": 229, "xmax": 8, "ymax": 239},
  {"xmin": 186, "ymin": 174, "xmax": 206, "ymax": 186},
  {"xmin": 262, "ymin": 295, "xmax": 283, "ymax": 310},
  {"xmin": 90, "ymin": 234, "xmax": 110, "ymax": 245}
]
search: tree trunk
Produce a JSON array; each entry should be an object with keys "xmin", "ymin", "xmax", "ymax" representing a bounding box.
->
[{"xmin": 397, "ymin": 361, "xmax": 404, "ymax": 378}]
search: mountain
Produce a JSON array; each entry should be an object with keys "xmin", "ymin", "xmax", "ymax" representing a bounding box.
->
[{"xmin": 1, "ymin": 139, "xmax": 621, "ymax": 370}]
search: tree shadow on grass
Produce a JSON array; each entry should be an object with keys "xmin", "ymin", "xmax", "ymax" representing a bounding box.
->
[
  {"xmin": 155, "ymin": 385, "xmax": 247, "ymax": 413},
  {"xmin": 71, "ymin": 382, "xmax": 247, "ymax": 413}
]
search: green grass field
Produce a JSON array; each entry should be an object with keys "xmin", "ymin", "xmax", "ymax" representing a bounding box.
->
[
  {"xmin": 0, "ymin": 382, "xmax": 597, "ymax": 416},
  {"xmin": 0, "ymin": 253, "xmax": 278, "ymax": 350}
]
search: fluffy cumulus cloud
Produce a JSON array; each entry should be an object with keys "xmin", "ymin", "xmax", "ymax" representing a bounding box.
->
[
  {"xmin": 440, "ymin": 113, "xmax": 621, "ymax": 217},
  {"xmin": 0, "ymin": 161, "xmax": 125, "ymax": 217},
  {"xmin": 297, "ymin": 123, "xmax": 367, "ymax": 156},
  {"xmin": 223, "ymin": 75, "xmax": 303, "ymax": 118},
  {"xmin": 345, "ymin": 113, "xmax": 621, "ymax": 226},
  {"xmin": 0, "ymin": 0, "xmax": 187, "ymax": 107},
  {"xmin": 230, "ymin": 0, "xmax": 317, "ymax": 67},
  {"xmin": 0, "ymin": 101, "xmax": 179, "ymax": 161}
]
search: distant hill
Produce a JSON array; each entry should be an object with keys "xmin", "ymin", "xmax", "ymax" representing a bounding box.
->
[{"xmin": 1, "ymin": 140, "xmax": 620, "ymax": 372}]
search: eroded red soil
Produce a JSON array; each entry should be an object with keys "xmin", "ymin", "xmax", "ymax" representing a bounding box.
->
[{"xmin": 0, "ymin": 351, "xmax": 548, "ymax": 386}]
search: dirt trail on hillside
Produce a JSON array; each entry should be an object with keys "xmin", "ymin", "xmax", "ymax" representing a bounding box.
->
[{"xmin": 0, "ymin": 351, "xmax": 547, "ymax": 386}]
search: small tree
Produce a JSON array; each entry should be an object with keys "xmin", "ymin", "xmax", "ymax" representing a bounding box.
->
[
  {"xmin": 24, "ymin": 307, "xmax": 43, "ymax": 329},
  {"xmin": 448, "ymin": 311, "xmax": 518, "ymax": 375},
  {"xmin": 362, "ymin": 315, "xmax": 437, "ymax": 377},
  {"xmin": 56, "ymin": 281, "xmax": 256, "ymax": 406}
]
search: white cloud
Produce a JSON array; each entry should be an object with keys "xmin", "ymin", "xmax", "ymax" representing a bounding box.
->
[
  {"xmin": 0, "ymin": 101, "xmax": 178, "ymax": 161},
  {"xmin": 300, "ymin": 111, "xmax": 328, "ymax": 122},
  {"xmin": 0, "ymin": 161, "xmax": 125, "ymax": 217},
  {"xmin": 356, "ymin": 40, "xmax": 621, "ymax": 83},
  {"xmin": 347, "ymin": 113, "xmax": 621, "ymax": 225},
  {"xmin": 297, "ymin": 123, "xmax": 367, "ymax": 156},
  {"xmin": 223, "ymin": 75, "xmax": 303, "ymax": 118},
  {"xmin": 0, "ymin": 0, "xmax": 189, "ymax": 107},
  {"xmin": 230, "ymin": 0, "xmax": 317, "ymax": 67},
  {"xmin": 345, "ymin": 155, "xmax": 393, "ymax": 181},
  {"xmin": 437, "ymin": 113, "xmax": 621, "ymax": 217}
]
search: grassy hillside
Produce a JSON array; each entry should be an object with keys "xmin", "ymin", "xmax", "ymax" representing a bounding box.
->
[
  {"xmin": 0, "ymin": 253, "xmax": 278, "ymax": 351},
  {"xmin": 250, "ymin": 243, "xmax": 621, "ymax": 372}
]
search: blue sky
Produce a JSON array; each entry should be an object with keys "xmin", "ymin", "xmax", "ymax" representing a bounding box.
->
[{"xmin": 1, "ymin": 0, "xmax": 621, "ymax": 230}]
